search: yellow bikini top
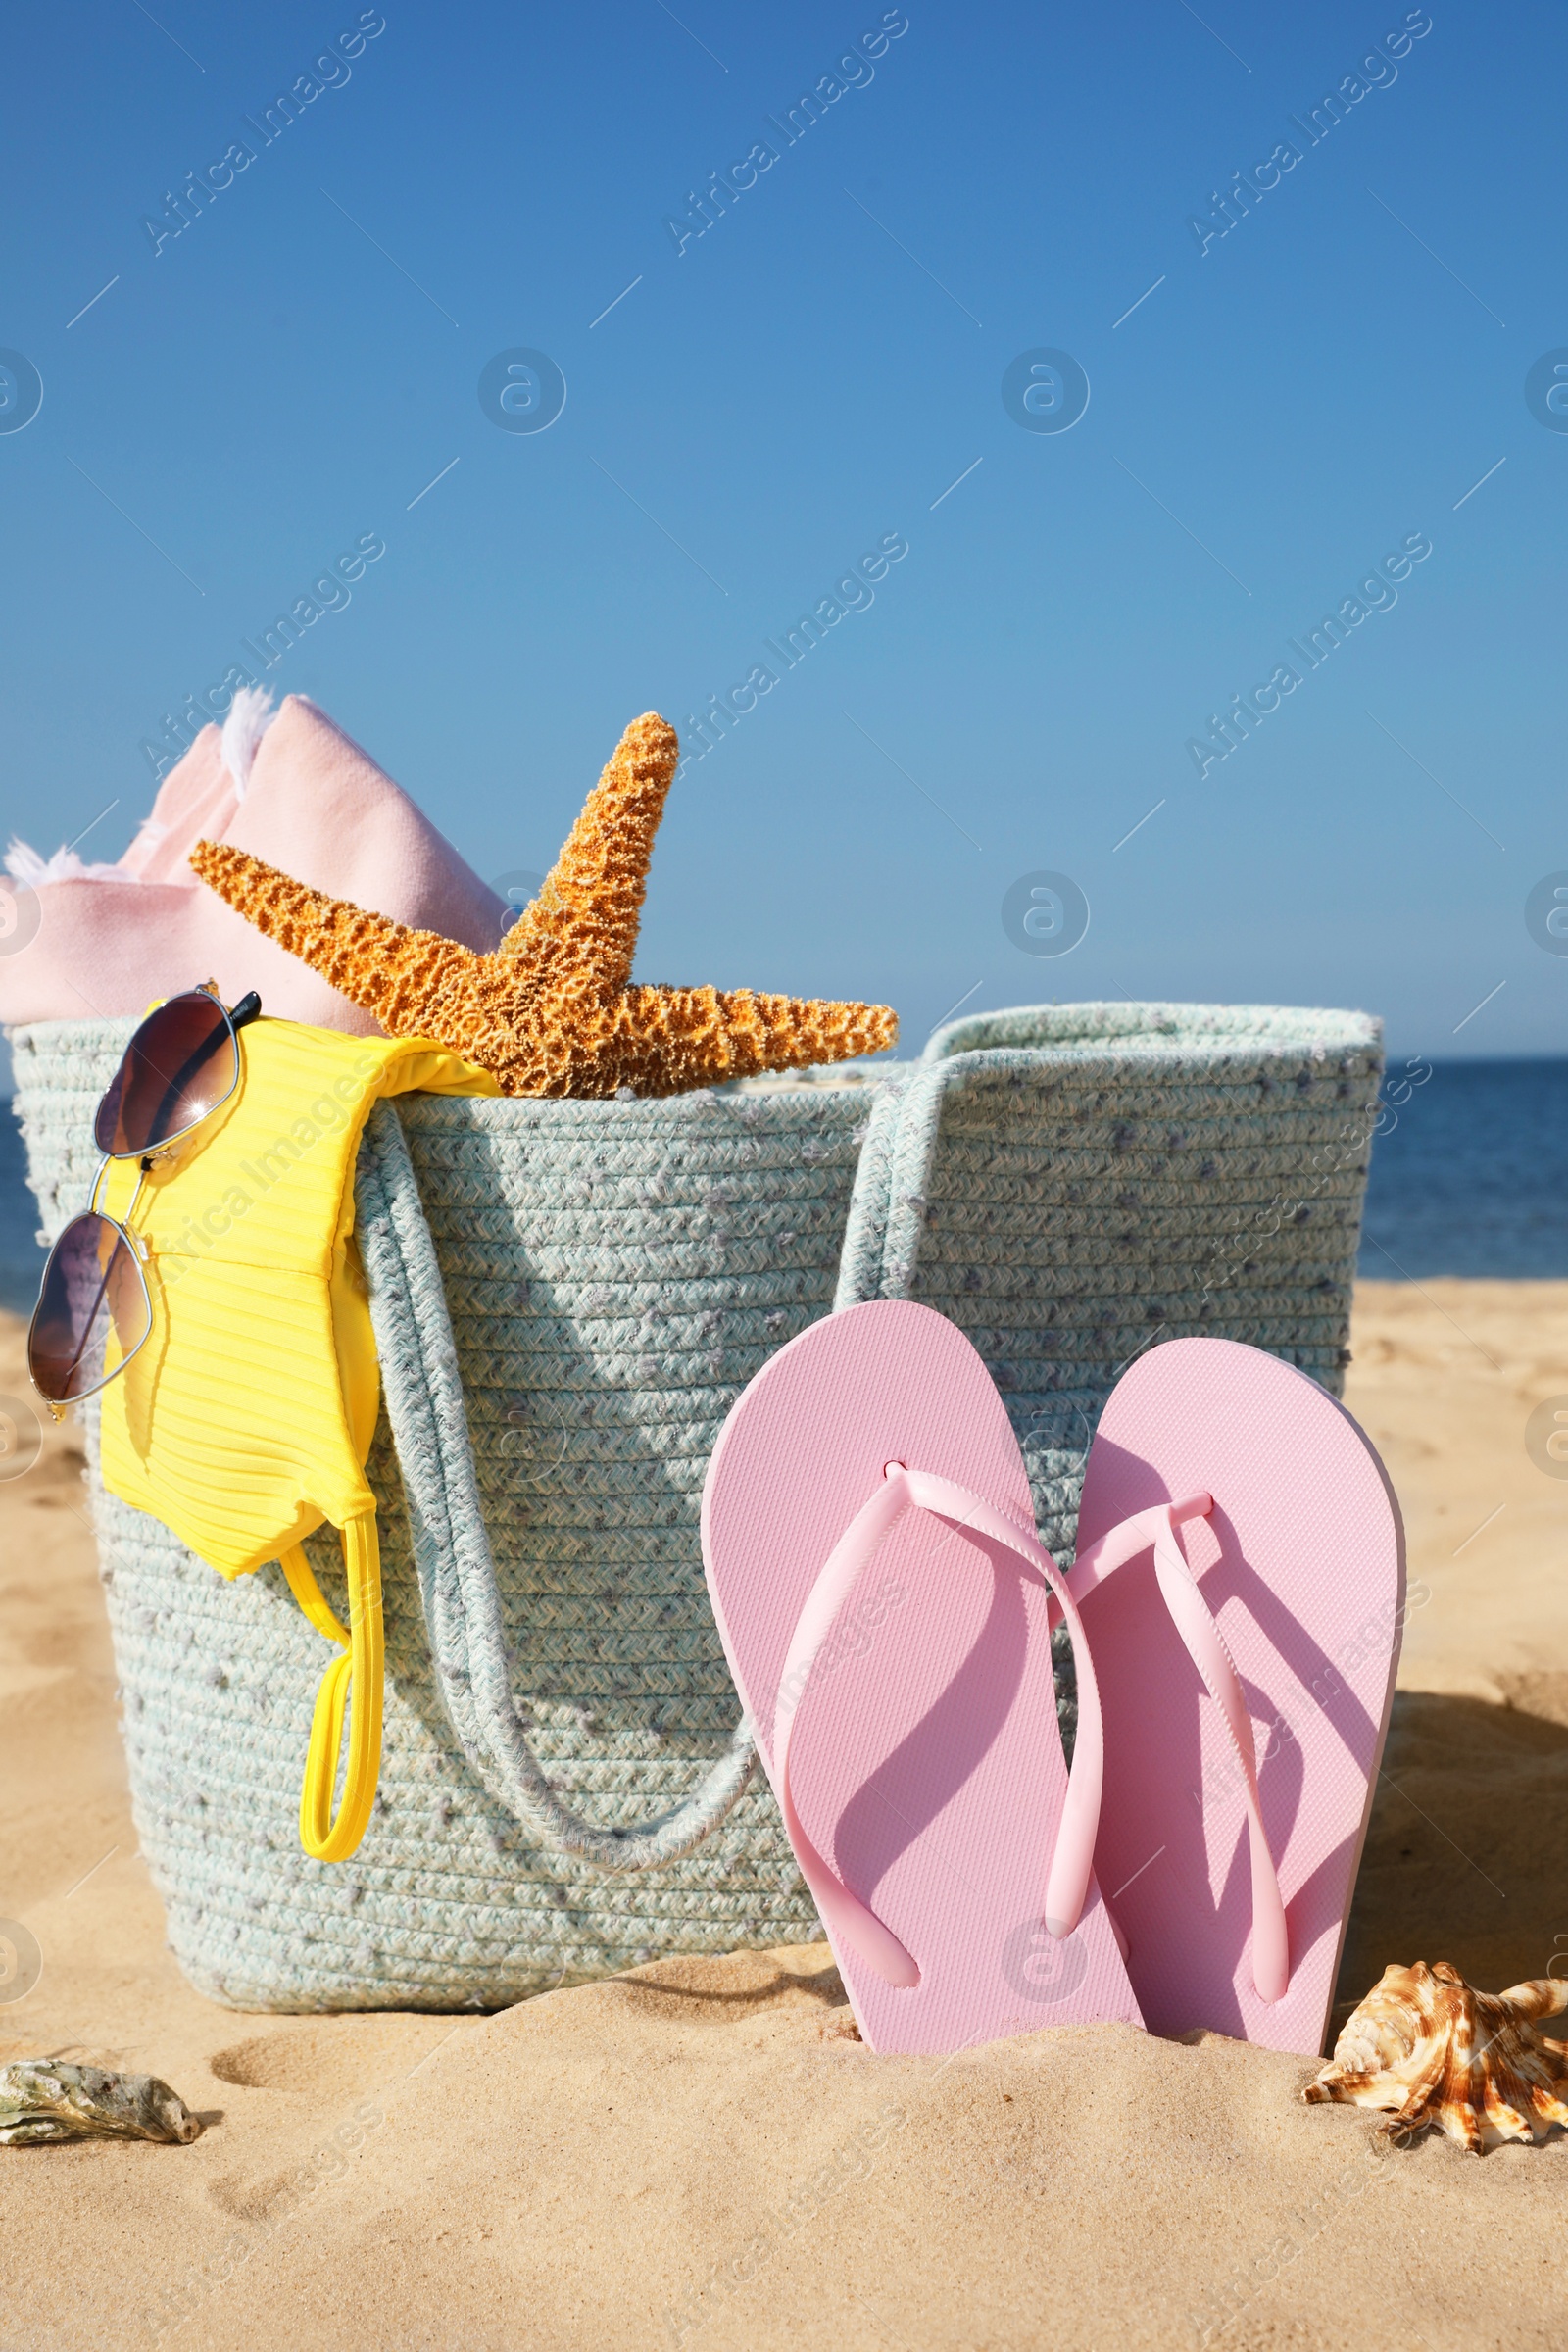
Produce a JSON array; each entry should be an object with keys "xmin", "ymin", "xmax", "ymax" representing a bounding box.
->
[{"xmin": 98, "ymin": 1015, "xmax": 497, "ymax": 1860}]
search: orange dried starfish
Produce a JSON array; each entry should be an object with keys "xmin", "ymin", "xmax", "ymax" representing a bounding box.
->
[{"xmin": 190, "ymin": 712, "xmax": 897, "ymax": 1097}]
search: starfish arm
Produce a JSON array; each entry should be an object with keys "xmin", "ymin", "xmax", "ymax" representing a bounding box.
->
[
  {"xmin": 190, "ymin": 840, "xmax": 488, "ymax": 1042},
  {"xmin": 496, "ymin": 711, "xmax": 679, "ymax": 994},
  {"xmin": 594, "ymin": 985, "xmax": 898, "ymax": 1096}
]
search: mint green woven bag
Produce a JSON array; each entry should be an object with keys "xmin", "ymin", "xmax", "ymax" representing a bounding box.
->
[{"xmin": 10, "ymin": 1002, "xmax": 1381, "ymax": 2011}]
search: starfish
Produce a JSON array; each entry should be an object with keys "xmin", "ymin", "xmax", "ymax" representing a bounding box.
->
[{"xmin": 189, "ymin": 712, "xmax": 897, "ymax": 1097}]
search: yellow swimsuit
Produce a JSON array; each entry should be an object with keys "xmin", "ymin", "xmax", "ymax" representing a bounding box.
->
[{"xmin": 97, "ymin": 1017, "xmax": 497, "ymax": 1860}]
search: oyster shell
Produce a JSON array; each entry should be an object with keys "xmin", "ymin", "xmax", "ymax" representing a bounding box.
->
[
  {"xmin": 0, "ymin": 2061, "xmax": 201, "ymax": 2145},
  {"xmin": 1306, "ymin": 1960, "xmax": 1568, "ymax": 2153}
]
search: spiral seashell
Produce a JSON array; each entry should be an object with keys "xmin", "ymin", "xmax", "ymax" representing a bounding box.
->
[{"xmin": 1305, "ymin": 1960, "xmax": 1568, "ymax": 2153}]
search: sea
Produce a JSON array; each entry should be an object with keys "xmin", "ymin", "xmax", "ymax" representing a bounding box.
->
[{"xmin": 2, "ymin": 1057, "xmax": 1566, "ymax": 1317}]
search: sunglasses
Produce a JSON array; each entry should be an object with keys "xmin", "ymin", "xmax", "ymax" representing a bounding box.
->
[{"xmin": 28, "ymin": 983, "xmax": 262, "ymax": 1418}]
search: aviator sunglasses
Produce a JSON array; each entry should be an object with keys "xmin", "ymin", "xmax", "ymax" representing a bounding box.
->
[{"xmin": 27, "ymin": 983, "xmax": 262, "ymax": 1418}]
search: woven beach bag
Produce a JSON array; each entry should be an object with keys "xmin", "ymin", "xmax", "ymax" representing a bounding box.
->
[{"xmin": 10, "ymin": 1002, "xmax": 1381, "ymax": 2012}]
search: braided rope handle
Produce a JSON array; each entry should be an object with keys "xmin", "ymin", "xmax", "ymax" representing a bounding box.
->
[{"xmin": 353, "ymin": 1101, "xmax": 755, "ymax": 1871}]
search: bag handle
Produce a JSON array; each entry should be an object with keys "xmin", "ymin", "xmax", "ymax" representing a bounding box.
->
[
  {"xmin": 280, "ymin": 1515, "xmax": 383, "ymax": 1863},
  {"xmin": 833, "ymin": 1054, "xmax": 1027, "ymax": 1310},
  {"xmin": 353, "ymin": 1101, "xmax": 756, "ymax": 1871}
]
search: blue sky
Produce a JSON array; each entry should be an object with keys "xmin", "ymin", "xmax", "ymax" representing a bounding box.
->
[{"xmin": 1, "ymin": 0, "xmax": 1563, "ymax": 1080}]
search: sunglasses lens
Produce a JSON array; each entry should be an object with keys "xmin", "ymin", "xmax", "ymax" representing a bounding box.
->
[
  {"xmin": 27, "ymin": 1215, "xmax": 151, "ymax": 1405},
  {"xmin": 95, "ymin": 991, "xmax": 236, "ymax": 1155}
]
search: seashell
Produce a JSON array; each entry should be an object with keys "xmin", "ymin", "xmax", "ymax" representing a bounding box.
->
[
  {"xmin": 0, "ymin": 2060, "xmax": 201, "ymax": 2145},
  {"xmin": 1305, "ymin": 1960, "xmax": 1568, "ymax": 2153}
]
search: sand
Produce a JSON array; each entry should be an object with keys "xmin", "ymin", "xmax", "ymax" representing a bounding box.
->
[{"xmin": 1, "ymin": 1284, "xmax": 1565, "ymax": 2351}]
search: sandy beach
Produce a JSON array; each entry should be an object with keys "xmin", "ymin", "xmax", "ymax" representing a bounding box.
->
[{"xmin": 1, "ymin": 1283, "xmax": 1564, "ymax": 2351}]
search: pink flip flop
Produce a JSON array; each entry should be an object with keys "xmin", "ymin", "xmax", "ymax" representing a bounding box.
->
[
  {"xmin": 1068, "ymin": 1336, "xmax": 1404, "ymax": 2055},
  {"xmin": 701, "ymin": 1298, "xmax": 1143, "ymax": 2056}
]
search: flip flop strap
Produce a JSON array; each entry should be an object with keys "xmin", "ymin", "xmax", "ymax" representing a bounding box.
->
[
  {"xmin": 770, "ymin": 1463, "xmax": 1109, "ymax": 1990},
  {"xmin": 1067, "ymin": 1502, "xmax": 1290, "ymax": 2004}
]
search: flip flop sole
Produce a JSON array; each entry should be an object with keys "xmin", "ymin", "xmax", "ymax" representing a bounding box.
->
[
  {"xmin": 702, "ymin": 1298, "xmax": 1143, "ymax": 2055},
  {"xmin": 1076, "ymin": 1337, "xmax": 1404, "ymax": 2054}
]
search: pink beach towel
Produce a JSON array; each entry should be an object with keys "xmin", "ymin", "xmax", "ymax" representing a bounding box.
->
[{"xmin": 0, "ymin": 693, "xmax": 504, "ymax": 1033}]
